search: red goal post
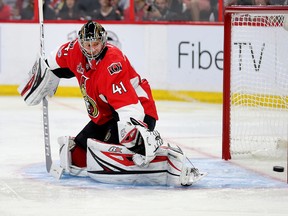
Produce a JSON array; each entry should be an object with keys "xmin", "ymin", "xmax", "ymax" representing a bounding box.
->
[{"xmin": 222, "ymin": 6, "xmax": 288, "ymax": 160}]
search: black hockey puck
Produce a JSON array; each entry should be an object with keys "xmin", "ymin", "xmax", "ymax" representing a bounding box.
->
[{"xmin": 273, "ymin": 166, "xmax": 284, "ymax": 172}]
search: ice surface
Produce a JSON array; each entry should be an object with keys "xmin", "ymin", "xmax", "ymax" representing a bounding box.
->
[{"xmin": 0, "ymin": 96, "xmax": 288, "ymax": 216}]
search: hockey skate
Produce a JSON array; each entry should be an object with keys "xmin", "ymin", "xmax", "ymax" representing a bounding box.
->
[
  {"xmin": 166, "ymin": 144, "xmax": 207, "ymax": 186},
  {"xmin": 180, "ymin": 166, "xmax": 208, "ymax": 186}
]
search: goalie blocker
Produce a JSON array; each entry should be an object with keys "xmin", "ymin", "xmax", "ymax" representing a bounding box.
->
[
  {"xmin": 58, "ymin": 136, "xmax": 207, "ymax": 186},
  {"xmin": 18, "ymin": 53, "xmax": 60, "ymax": 106}
]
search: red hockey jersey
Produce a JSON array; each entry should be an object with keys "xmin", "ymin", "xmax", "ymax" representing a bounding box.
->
[{"xmin": 49, "ymin": 39, "xmax": 158, "ymax": 125}]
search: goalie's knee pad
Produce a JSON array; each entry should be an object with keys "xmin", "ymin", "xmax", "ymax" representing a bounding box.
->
[
  {"xmin": 166, "ymin": 144, "xmax": 206, "ymax": 186},
  {"xmin": 58, "ymin": 136, "xmax": 87, "ymax": 177}
]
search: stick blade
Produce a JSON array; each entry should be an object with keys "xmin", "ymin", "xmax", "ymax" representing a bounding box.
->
[
  {"xmin": 49, "ymin": 163, "xmax": 64, "ymax": 179},
  {"xmin": 45, "ymin": 156, "xmax": 52, "ymax": 173}
]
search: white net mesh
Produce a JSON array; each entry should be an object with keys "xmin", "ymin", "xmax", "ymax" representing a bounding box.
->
[{"xmin": 230, "ymin": 12, "xmax": 288, "ymax": 158}]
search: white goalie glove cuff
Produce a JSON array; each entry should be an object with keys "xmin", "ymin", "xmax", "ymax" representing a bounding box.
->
[{"xmin": 18, "ymin": 53, "xmax": 60, "ymax": 106}]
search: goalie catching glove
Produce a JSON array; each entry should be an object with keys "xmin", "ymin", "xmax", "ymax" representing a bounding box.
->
[
  {"xmin": 118, "ymin": 118, "xmax": 163, "ymax": 167},
  {"xmin": 18, "ymin": 53, "xmax": 60, "ymax": 105}
]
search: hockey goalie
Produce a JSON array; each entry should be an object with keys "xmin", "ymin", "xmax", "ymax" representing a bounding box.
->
[{"xmin": 18, "ymin": 21, "xmax": 207, "ymax": 186}]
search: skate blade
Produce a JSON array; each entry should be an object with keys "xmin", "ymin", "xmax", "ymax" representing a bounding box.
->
[
  {"xmin": 192, "ymin": 172, "xmax": 208, "ymax": 184},
  {"xmin": 50, "ymin": 163, "xmax": 64, "ymax": 179}
]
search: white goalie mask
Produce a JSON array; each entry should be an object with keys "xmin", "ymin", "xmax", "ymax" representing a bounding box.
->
[{"xmin": 78, "ymin": 21, "xmax": 108, "ymax": 61}]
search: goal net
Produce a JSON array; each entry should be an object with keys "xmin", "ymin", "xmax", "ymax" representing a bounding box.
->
[{"xmin": 222, "ymin": 6, "xmax": 288, "ymax": 160}]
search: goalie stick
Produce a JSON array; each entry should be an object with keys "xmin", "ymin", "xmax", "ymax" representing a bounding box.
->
[{"xmin": 38, "ymin": 0, "xmax": 63, "ymax": 179}]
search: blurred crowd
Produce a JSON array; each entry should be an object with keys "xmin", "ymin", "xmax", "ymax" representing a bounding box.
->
[
  {"xmin": 225, "ymin": 0, "xmax": 288, "ymax": 5},
  {"xmin": 1, "ymin": 0, "xmax": 288, "ymax": 22},
  {"xmin": 0, "ymin": 0, "xmax": 219, "ymax": 21}
]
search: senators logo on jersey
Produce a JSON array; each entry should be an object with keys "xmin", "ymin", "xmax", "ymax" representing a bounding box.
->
[
  {"xmin": 80, "ymin": 76, "xmax": 99, "ymax": 118},
  {"xmin": 107, "ymin": 62, "xmax": 122, "ymax": 75}
]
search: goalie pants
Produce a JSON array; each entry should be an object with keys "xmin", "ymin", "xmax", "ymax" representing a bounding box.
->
[{"xmin": 71, "ymin": 115, "xmax": 156, "ymax": 168}]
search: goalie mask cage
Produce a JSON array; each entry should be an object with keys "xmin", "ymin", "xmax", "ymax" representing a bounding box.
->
[{"xmin": 222, "ymin": 6, "xmax": 288, "ymax": 160}]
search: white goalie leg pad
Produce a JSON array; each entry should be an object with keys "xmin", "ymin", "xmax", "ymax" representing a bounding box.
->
[
  {"xmin": 58, "ymin": 136, "xmax": 72, "ymax": 173},
  {"xmin": 58, "ymin": 136, "xmax": 87, "ymax": 177},
  {"xmin": 166, "ymin": 144, "xmax": 207, "ymax": 186},
  {"xmin": 166, "ymin": 145, "xmax": 186, "ymax": 186},
  {"xmin": 18, "ymin": 53, "xmax": 60, "ymax": 106},
  {"xmin": 87, "ymin": 138, "xmax": 168, "ymax": 186},
  {"xmin": 87, "ymin": 139, "xmax": 206, "ymax": 186}
]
